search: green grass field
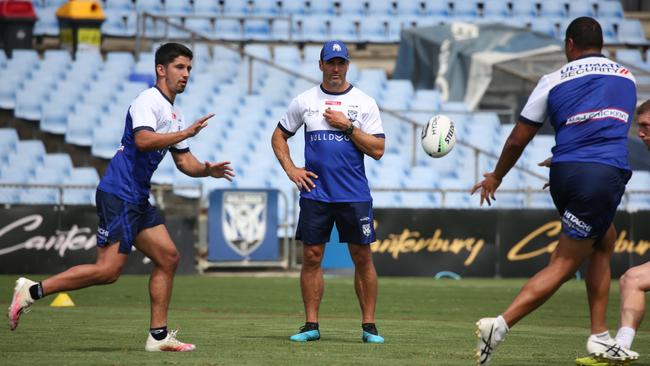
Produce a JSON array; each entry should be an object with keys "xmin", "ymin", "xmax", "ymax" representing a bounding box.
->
[{"xmin": 1, "ymin": 275, "xmax": 648, "ymax": 365}]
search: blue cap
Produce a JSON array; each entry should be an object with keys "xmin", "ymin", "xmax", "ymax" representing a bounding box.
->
[{"xmin": 320, "ymin": 40, "xmax": 349, "ymax": 61}]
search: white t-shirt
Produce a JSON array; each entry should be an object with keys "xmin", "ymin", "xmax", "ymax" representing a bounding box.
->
[
  {"xmin": 98, "ymin": 87, "xmax": 189, "ymax": 203},
  {"xmin": 278, "ymin": 84, "xmax": 385, "ymax": 202}
]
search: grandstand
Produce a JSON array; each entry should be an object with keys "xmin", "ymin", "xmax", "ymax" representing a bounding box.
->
[
  {"xmin": 0, "ymin": 0, "xmax": 646, "ymax": 211},
  {"xmin": 1, "ymin": 0, "xmax": 650, "ymax": 258}
]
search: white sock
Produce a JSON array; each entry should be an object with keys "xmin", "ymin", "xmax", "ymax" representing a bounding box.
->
[
  {"xmin": 592, "ymin": 330, "xmax": 611, "ymax": 341},
  {"xmin": 494, "ymin": 315, "xmax": 509, "ymax": 342},
  {"xmin": 615, "ymin": 327, "xmax": 635, "ymax": 349}
]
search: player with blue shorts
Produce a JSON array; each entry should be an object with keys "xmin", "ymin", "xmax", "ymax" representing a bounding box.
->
[
  {"xmin": 471, "ymin": 17, "xmax": 638, "ymax": 365},
  {"xmin": 8, "ymin": 43, "xmax": 234, "ymax": 352},
  {"xmin": 271, "ymin": 40, "xmax": 386, "ymax": 343}
]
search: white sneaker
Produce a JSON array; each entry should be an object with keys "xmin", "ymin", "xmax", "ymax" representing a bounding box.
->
[
  {"xmin": 145, "ymin": 330, "xmax": 196, "ymax": 352},
  {"xmin": 7, "ymin": 277, "xmax": 36, "ymax": 331},
  {"xmin": 475, "ymin": 318, "xmax": 505, "ymax": 365},
  {"xmin": 587, "ymin": 334, "xmax": 639, "ymax": 363}
]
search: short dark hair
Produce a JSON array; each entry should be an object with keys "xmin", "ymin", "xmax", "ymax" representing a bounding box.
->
[
  {"xmin": 637, "ymin": 100, "xmax": 650, "ymax": 118},
  {"xmin": 155, "ymin": 42, "xmax": 193, "ymax": 67},
  {"xmin": 565, "ymin": 17, "xmax": 603, "ymax": 50}
]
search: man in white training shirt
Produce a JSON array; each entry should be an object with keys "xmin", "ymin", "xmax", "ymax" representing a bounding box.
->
[
  {"xmin": 8, "ymin": 43, "xmax": 234, "ymax": 352},
  {"xmin": 271, "ymin": 40, "xmax": 386, "ymax": 343}
]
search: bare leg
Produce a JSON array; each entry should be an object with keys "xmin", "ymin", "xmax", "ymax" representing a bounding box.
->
[
  {"xmin": 41, "ymin": 243, "xmax": 127, "ymax": 296},
  {"xmin": 585, "ymin": 224, "xmax": 616, "ymax": 334},
  {"xmin": 133, "ymin": 225, "xmax": 180, "ymax": 329},
  {"xmin": 619, "ymin": 261, "xmax": 650, "ymax": 330},
  {"xmin": 301, "ymin": 244, "xmax": 325, "ymax": 323},
  {"xmin": 502, "ymin": 233, "xmax": 595, "ymax": 327},
  {"xmin": 348, "ymin": 243, "xmax": 378, "ymax": 324}
]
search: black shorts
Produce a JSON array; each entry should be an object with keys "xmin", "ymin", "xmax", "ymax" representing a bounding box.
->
[
  {"xmin": 95, "ymin": 189, "xmax": 164, "ymax": 254},
  {"xmin": 550, "ymin": 162, "xmax": 630, "ymax": 241},
  {"xmin": 296, "ymin": 198, "xmax": 375, "ymax": 245}
]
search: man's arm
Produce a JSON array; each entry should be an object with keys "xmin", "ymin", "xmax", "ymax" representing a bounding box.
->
[
  {"xmin": 134, "ymin": 114, "xmax": 213, "ymax": 152},
  {"xmin": 172, "ymin": 150, "xmax": 234, "ymax": 180},
  {"xmin": 271, "ymin": 127, "xmax": 317, "ymax": 192},
  {"xmin": 322, "ymin": 108, "xmax": 385, "ymax": 160},
  {"xmin": 471, "ymin": 121, "xmax": 540, "ymax": 206}
]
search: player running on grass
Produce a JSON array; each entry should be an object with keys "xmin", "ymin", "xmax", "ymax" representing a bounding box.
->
[
  {"xmin": 471, "ymin": 17, "xmax": 638, "ymax": 365},
  {"xmin": 8, "ymin": 42, "xmax": 234, "ymax": 352}
]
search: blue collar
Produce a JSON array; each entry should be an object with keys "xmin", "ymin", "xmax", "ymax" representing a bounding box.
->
[
  {"xmin": 154, "ymin": 86, "xmax": 174, "ymax": 105},
  {"xmin": 320, "ymin": 84, "xmax": 353, "ymax": 96}
]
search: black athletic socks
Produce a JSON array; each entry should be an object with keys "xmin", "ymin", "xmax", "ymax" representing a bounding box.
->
[
  {"xmin": 28, "ymin": 282, "xmax": 44, "ymax": 300},
  {"xmin": 150, "ymin": 326, "xmax": 168, "ymax": 341},
  {"xmin": 362, "ymin": 323, "xmax": 378, "ymax": 335},
  {"xmin": 302, "ymin": 322, "xmax": 319, "ymax": 331}
]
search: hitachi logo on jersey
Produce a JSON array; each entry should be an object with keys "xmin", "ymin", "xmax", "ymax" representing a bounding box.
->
[
  {"xmin": 310, "ymin": 132, "xmax": 351, "ymax": 142},
  {"xmin": 560, "ymin": 62, "xmax": 628, "ymax": 80},
  {"xmin": 566, "ymin": 109, "xmax": 629, "ymax": 125},
  {"xmin": 562, "ymin": 210, "xmax": 592, "ymax": 233}
]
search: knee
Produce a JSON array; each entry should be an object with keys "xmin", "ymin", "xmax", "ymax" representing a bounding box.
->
[
  {"xmin": 620, "ymin": 268, "xmax": 642, "ymax": 291},
  {"xmin": 97, "ymin": 266, "xmax": 122, "ymax": 284},
  {"xmin": 159, "ymin": 249, "xmax": 180, "ymax": 273},
  {"xmin": 350, "ymin": 247, "xmax": 373, "ymax": 268},
  {"xmin": 302, "ymin": 249, "xmax": 323, "ymax": 269}
]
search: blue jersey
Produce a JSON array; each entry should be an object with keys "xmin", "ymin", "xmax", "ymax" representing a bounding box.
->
[
  {"xmin": 98, "ymin": 87, "xmax": 189, "ymax": 203},
  {"xmin": 520, "ymin": 54, "xmax": 636, "ymax": 170},
  {"xmin": 278, "ymin": 85, "xmax": 385, "ymax": 202}
]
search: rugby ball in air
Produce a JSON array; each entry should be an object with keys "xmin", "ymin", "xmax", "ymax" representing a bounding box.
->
[{"xmin": 421, "ymin": 114, "xmax": 456, "ymax": 158}]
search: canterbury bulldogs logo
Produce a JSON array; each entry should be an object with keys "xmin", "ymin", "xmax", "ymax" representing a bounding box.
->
[
  {"xmin": 347, "ymin": 109, "xmax": 358, "ymax": 121},
  {"xmin": 222, "ymin": 191, "xmax": 267, "ymax": 257},
  {"xmin": 332, "ymin": 43, "xmax": 342, "ymax": 52},
  {"xmin": 362, "ymin": 224, "xmax": 371, "ymax": 237}
]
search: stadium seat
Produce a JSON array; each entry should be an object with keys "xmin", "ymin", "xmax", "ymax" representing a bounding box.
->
[
  {"xmin": 306, "ymin": 0, "xmax": 333, "ymax": 15},
  {"xmin": 252, "ymin": 0, "xmax": 278, "ymax": 15},
  {"xmin": 40, "ymin": 99, "xmax": 76, "ymax": 135},
  {"xmin": 424, "ymin": 0, "xmax": 449, "ymax": 16},
  {"xmin": 0, "ymin": 166, "xmax": 32, "ymax": 204},
  {"xmin": 297, "ymin": 16, "xmax": 329, "ymax": 42},
  {"xmin": 273, "ymin": 45, "xmax": 301, "ymax": 64},
  {"xmin": 450, "ymin": 0, "xmax": 478, "ymax": 18},
  {"xmin": 539, "ymin": 0, "xmax": 566, "ymax": 17},
  {"xmin": 337, "ymin": 0, "xmax": 366, "ymax": 16},
  {"xmin": 244, "ymin": 19, "xmax": 272, "ymax": 41},
  {"xmin": 223, "ymin": 0, "xmax": 249, "ymax": 15},
  {"xmin": 511, "ymin": 0, "xmax": 536, "ymax": 17},
  {"xmin": 410, "ymin": 89, "xmax": 442, "ymax": 111},
  {"xmin": 164, "ymin": 1, "xmax": 192, "ymax": 14},
  {"xmin": 360, "ymin": 17, "xmax": 392, "ymax": 43},
  {"xmin": 617, "ymin": 20, "xmax": 647, "ymax": 44},
  {"xmin": 398, "ymin": 0, "xmax": 425, "ymax": 16},
  {"xmin": 136, "ymin": 0, "xmax": 163, "ymax": 12},
  {"xmin": 367, "ymin": 0, "xmax": 395, "ymax": 16},
  {"xmin": 193, "ymin": 0, "xmax": 219, "ymax": 13},
  {"xmin": 597, "ymin": 1, "xmax": 624, "ymax": 18},
  {"xmin": 568, "ymin": 1, "xmax": 595, "ymax": 17},
  {"xmin": 34, "ymin": 6, "xmax": 60, "ymax": 36},
  {"xmin": 328, "ymin": 17, "xmax": 361, "ymax": 43},
  {"xmin": 278, "ymin": 0, "xmax": 305, "ymax": 15},
  {"xmin": 63, "ymin": 167, "xmax": 99, "ymax": 205},
  {"xmin": 482, "ymin": 0, "xmax": 509, "ymax": 17},
  {"xmin": 213, "ymin": 18, "xmax": 244, "ymax": 41}
]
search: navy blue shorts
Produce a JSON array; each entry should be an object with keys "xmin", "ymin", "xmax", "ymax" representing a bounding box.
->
[
  {"xmin": 550, "ymin": 162, "xmax": 630, "ymax": 241},
  {"xmin": 296, "ymin": 198, "xmax": 375, "ymax": 245},
  {"xmin": 95, "ymin": 189, "xmax": 164, "ymax": 254}
]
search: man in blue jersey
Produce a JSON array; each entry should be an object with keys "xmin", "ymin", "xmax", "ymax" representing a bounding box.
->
[
  {"xmin": 271, "ymin": 40, "xmax": 386, "ymax": 343},
  {"xmin": 471, "ymin": 17, "xmax": 639, "ymax": 365},
  {"xmin": 8, "ymin": 43, "xmax": 234, "ymax": 352}
]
